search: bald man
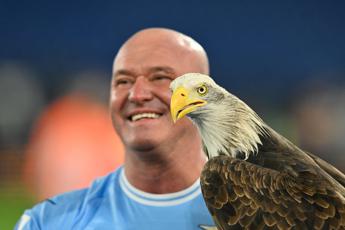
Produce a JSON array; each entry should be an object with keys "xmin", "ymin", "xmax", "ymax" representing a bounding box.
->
[{"xmin": 16, "ymin": 28, "xmax": 216, "ymax": 230}]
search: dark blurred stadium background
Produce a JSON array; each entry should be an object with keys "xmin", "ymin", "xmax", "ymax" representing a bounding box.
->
[{"xmin": 1, "ymin": 1, "xmax": 345, "ymax": 229}]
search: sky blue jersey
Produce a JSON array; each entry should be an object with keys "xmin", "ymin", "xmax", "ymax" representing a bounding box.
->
[{"xmin": 15, "ymin": 167, "xmax": 216, "ymax": 230}]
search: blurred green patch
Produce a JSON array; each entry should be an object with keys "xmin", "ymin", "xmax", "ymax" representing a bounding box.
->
[{"xmin": 0, "ymin": 183, "xmax": 35, "ymax": 230}]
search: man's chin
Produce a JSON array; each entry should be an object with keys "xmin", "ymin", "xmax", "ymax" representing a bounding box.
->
[{"xmin": 125, "ymin": 137, "xmax": 161, "ymax": 152}]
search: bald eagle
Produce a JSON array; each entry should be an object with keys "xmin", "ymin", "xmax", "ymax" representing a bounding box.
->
[{"xmin": 170, "ymin": 73, "xmax": 345, "ymax": 230}]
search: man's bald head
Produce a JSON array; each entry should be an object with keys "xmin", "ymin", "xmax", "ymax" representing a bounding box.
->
[{"xmin": 113, "ymin": 28, "xmax": 209, "ymax": 75}]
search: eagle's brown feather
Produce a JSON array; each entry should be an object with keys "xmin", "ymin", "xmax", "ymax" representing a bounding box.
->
[{"xmin": 201, "ymin": 127, "xmax": 345, "ymax": 230}]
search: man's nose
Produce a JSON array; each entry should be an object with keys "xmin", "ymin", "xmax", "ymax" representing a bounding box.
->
[{"xmin": 128, "ymin": 76, "xmax": 153, "ymax": 103}]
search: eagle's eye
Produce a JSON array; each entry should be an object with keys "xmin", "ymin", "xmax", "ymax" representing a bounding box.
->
[{"xmin": 196, "ymin": 85, "xmax": 208, "ymax": 96}]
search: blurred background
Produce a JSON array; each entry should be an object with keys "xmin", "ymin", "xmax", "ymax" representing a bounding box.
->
[{"xmin": 1, "ymin": 1, "xmax": 345, "ymax": 229}]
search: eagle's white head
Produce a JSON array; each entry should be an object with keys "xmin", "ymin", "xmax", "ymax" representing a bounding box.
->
[{"xmin": 170, "ymin": 73, "xmax": 267, "ymax": 159}]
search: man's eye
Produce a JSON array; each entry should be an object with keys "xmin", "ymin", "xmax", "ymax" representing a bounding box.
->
[
  {"xmin": 151, "ymin": 75, "xmax": 172, "ymax": 81},
  {"xmin": 115, "ymin": 78, "xmax": 132, "ymax": 86}
]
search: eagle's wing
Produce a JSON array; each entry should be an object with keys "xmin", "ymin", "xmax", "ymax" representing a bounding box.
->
[
  {"xmin": 201, "ymin": 155, "xmax": 345, "ymax": 230},
  {"xmin": 306, "ymin": 151, "xmax": 345, "ymax": 188}
]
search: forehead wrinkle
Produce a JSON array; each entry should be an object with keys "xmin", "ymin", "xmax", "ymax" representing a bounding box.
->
[
  {"xmin": 113, "ymin": 69, "xmax": 135, "ymax": 78},
  {"xmin": 147, "ymin": 66, "xmax": 176, "ymax": 74},
  {"xmin": 113, "ymin": 66, "xmax": 177, "ymax": 80}
]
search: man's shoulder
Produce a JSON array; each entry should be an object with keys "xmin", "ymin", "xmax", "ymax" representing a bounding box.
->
[
  {"xmin": 15, "ymin": 167, "xmax": 122, "ymax": 229},
  {"xmin": 40, "ymin": 167, "xmax": 121, "ymax": 209}
]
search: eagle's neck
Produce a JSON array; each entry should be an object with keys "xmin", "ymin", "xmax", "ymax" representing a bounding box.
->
[{"xmin": 190, "ymin": 95, "xmax": 267, "ymax": 160}]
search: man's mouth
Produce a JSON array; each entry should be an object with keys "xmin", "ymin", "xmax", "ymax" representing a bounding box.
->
[{"xmin": 129, "ymin": 112, "xmax": 162, "ymax": 122}]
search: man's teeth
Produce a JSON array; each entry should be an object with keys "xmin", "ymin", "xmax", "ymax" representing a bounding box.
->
[{"xmin": 131, "ymin": 113, "xmax": 161, "ymax": 121}]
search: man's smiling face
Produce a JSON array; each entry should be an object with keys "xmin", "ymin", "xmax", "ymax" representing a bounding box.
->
[{"xmin": 110, "ymin": 30, "xmax": 208, "ymax": 152}]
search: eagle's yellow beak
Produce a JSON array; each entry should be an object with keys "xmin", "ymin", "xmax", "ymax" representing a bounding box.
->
[{"xmin": 170, "ymin": 86, "xmax": 207, "ymax": 123}]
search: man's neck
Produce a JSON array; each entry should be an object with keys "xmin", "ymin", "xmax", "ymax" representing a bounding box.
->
[{"xmin": 124, "ymin": 147, "xmax": 206, "ymax": 194}]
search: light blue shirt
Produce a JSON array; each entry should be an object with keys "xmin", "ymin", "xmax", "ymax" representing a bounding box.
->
[{"xmin": 15, "ymin": 167, "xmax": 215, "ymax": 229}]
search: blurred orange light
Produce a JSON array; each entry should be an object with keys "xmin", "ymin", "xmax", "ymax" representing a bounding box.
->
[{"xmin": 24, "ymin": 94, "xmax": 124, "ymax": 200}]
